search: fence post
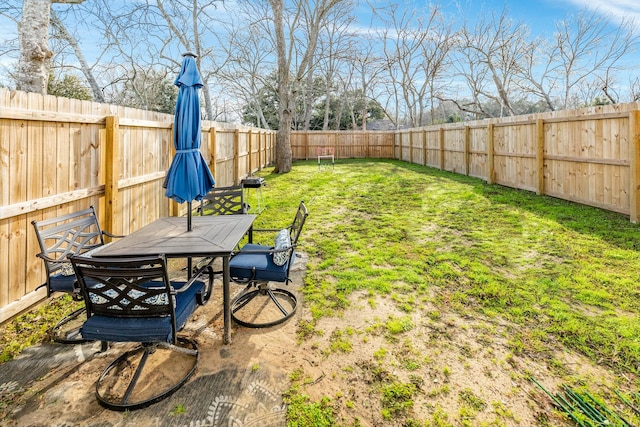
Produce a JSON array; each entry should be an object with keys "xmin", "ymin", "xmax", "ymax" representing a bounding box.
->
[
  {"xmin": 366, "ymin": 131, "xmax": 370, "ymax": 158},
  {"xmin": 210, "ymin": 126, "xmax": 217, "ymax": 181},
  {"xmin": 422, "ymin": 129, "xmax": 427, "ymax": 166},
  {"xmin": 536, "ymin": 119, "xmax": 545, "ymax": 195},
  {"xmin": 233, "ymin": 129, "xmax": 240, "ymax": 184},
  {"xmin": 409, "ymin": 130, "xmax": 414, "ymax": 164},
  {"xmin": 464, "ymin": 126, "xmax": 470, "ymax": 176},
  {"xmin": 305, "ymin": 132, "xmax": 309, "ymax": 160},
  {"xmin": 393, "ymin": 132, "xmax": 398, "ymax": 159},
  {"xmin": 487, "ymin": 122, "xmax": 494, "ymax": 184},
  {"xmin": 258, "ymin": 131, "xmax": 262, "ymax": 171},
  {"xmin": 439, "ymin": 128, "xmax": 445, "ymax": 170},
  {"xmin": 629, "ymin": 110, "xmax": 640, "ymax": 223},
  {"xmin": 248, "ymin": 129, "xmax": 253, "ymax": 175},
  {"xmin": 104, "ymin": 116, "xmax": 120, "ymax": 237}
]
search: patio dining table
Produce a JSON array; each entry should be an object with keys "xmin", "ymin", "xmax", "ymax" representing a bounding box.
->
[{"xmin": 93, "ymin": 215, "xmax": 256, "ymax": 344}]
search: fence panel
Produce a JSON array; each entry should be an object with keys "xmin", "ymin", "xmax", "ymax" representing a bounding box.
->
[
  {"xmin": 543, "ymin": 116, "xmax": 630, "ymax": 213},
  {"xmin": 291, "ymin": 130, "xmax": 395, "ymax": 160},
  {"xmin": 444, "ymin": 127, "xmax": 467, "ymax": 175},
  {"xmin": 0, "ymin": 88, "xmax": 275, "ymax": 322},
  {"xmin": 493, "ymin": 122, "xmax": 538, "ymax": 192}
]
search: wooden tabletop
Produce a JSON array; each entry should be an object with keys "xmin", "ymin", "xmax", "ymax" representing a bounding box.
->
[{"xmin": 94, "ymin": 215, "xmax": 256, "ymax": 258}]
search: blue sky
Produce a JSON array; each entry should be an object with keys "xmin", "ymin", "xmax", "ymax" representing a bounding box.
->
[
  {"xmin": 444, "ymin": 0, "xmax": 640, "ymax": 33},
  {"xmin": 1, "ymin": 0, "xmax": 639, "ymax": 87},
  {"xmin": 468, "ymin": 0, "xmax": 640, "ymax": 31},
  {"xmin": 353, "ymin": 0, "xmax": 640, "ymax": 36}
]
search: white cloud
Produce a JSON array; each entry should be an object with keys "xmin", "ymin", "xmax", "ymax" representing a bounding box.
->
[{"xmin": 561, "ymin": 0, "xmax": 640, "ymax": 24}]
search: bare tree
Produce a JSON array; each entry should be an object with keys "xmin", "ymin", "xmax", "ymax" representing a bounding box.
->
[
  {"xmin": 268, "ymin": 0, "xmax": 346, "ymax": 173},
  {"xmin": 515, "ymin": 36, "xmax": 559, "ymax": 111},
  {"xmin": 419, "ymin": 13, "xmax": 456, "ymax": 125},
  {"xmin": 454, "ymin": 7, "xmax": 531, "ymax": 117},
  {"xmin": 519, "ymin": 8, "xmax": 638, "ymax": 110},
  {"xmin": 347, "ymin": 39, "xmax": 389, "ymax": 129},
  {"xmin": 217, "ymin": 13, "xmax": 276, "ymax": 128},
  {"xmin": 16, "ymin": 0, "xmax": 84, "ymax": 94},
  {"xmin": 377, "ymin": 3, "xmax": 425, "ymax": 126},
  {"xmin": 299, "ymin": 1, "xmax": 355, "ymax": 130},
  {"xmin": 629, "ymin": 76, "xmax": 640, "ymax": 102},
  {"xmin": 554, "ymin": 9, "xmax": 637, "ymax": 109},
  {"xmin": 49, "ymin": 9, "xmax": 104, "ymax": 101},
  {"xmin": 373, "ymin": 3, "xmax": 455, "ymax": 127},
  {"xmin": 73, "ymin": 0, "xmax": 226, "ymax": 119}
]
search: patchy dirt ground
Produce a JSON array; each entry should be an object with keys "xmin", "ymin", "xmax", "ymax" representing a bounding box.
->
[{"xmin": 1, "ymin": 253, "xmax": 635, "ymax": 426}]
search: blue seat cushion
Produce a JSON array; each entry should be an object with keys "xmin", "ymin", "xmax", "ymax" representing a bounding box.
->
[
  {"xmin": 81, "ymin": 279, "xmax": 204, "ymax": 343},
  {"xmin": 229, "ymin": 243, "xmax": 294, "ymax": 283},
  {"xmin": 48, "ymin": 273, "xmax": 78, "ymax": 293}
]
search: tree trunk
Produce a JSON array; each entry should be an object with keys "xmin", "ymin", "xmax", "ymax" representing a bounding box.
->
[
  {"xmin": 17, "ymin": 0, "xmax": 53, "ymax": 95},
  {"xmin": 270, "ymin": 0, "xmax": 292, "ymax": 173},
  {"xmin": 323, "ymin": 89, "xmax": 331, "ymax": 130},
  {"xmin": 303, "ymin": 51, "xmax": 315, "ymax": 130}
]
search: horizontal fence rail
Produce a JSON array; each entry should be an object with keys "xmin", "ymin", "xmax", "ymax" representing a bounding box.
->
[
  {"xmin": 0, "ymin": 88, "xmax": 275, "ymax": 322},
  {"xmin": 2, "ymin": 87, "xmax": 640, "ymax": 322}
]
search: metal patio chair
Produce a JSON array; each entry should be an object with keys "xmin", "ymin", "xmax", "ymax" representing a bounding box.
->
[
  {"xmin": 196, "ymin": 185, "xmax": 251, "ymax": 270},
  {"xmin": 69, "ymin": 254, "xmax": 213, "ymax": 411},
  {"xmin": 199, "ymin": 185, "xmax": 248, "ymax": 216},
  {"xmin": 31, "ymin": 206, "xmax": 122, "ymax": 344},
  {"xmin": 229, "ymin": 201, "xmax": 308, "ymax": 328}
]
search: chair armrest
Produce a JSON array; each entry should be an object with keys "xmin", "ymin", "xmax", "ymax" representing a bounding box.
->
[
  {"xmin": 102, "ymin": 230, "xmax": 126, "ymax": 239},
  {"xmin": 36, "ymin": 252, "xmax": 65, "ymax": 264},
  {"xmin": 246, "ymin": 226, "xmax": 291, "ymax": 245},
  {"xmin": 234, "ymin": 243, "xmax": 297, "ymax": 255},
  {"xmin": 174, "ymin": 261, "xmax": 214, "ymax": 305},
  {"xmin": 251, "ymin": 227, "xmax": 282, "ymax": 233}
]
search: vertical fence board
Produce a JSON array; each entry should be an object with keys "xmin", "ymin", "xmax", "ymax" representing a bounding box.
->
[
  {"xmin": 630, "ymin": 111, "xmax": 640, "ymax": 222},
  {"xmin": 25, "ymin": 93, "xmax": 45, "ymax": 294}
]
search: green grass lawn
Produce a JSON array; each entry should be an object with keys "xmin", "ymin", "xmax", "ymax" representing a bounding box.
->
[
  {"xmin": 260, "ymin": 159, "xmax": 640, "ymax": 426},
  {"xmin": 260, "ymin": 159, "xmax": 640, "ymax": 375},
  {"xmin": 3, "ymin": 158, "xmax": 640, "ymax": 425}
]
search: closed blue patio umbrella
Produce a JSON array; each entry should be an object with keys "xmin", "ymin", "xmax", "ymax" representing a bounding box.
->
[{"xmin": 163, "ymin": 52, "xmax": 215, "ymax": 231}]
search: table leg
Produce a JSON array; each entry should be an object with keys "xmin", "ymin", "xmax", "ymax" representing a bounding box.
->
[{"xmin": 223, "ymin": 255, "xmax": 231, "ymax": 344}]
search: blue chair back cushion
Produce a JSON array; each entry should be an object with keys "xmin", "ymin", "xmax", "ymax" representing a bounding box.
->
[
  {"xmin": 81, "ymin": 279, "xmax": 204, "ymax": 343},
  {"xmin": 229, "ymin": 243, "xmax": 295, "ymax": 282}
]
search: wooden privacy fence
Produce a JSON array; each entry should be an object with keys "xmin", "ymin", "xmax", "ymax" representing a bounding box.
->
[
  {"xmin": 292, "ymin": 102, "xmax": 640, "ymax": 221},
  {"xmin": 0, "ymin": 88, "xmax": 275, "ymax": 322},
  {"xmin": 290, "ymin": 130, "xmax": 395, "ymax": 160},
  {"xmin": 391, "ymin": 103, "xmax": 640, "ymax": 220}
]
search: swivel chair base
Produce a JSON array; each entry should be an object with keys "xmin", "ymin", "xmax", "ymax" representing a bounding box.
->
[
  {"xmin": 231, "ymin": 283, "xmax": 297, "ymax": 328},
  {"xmin": 51, "ymin": 307, "xmax": 91, "ymax": 344},
  {"xmin": 95, "ymin": 337, "xmax": 198, "ymax": 411}
]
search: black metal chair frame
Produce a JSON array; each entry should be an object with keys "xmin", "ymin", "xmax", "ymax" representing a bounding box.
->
[
  {"xmin": 31, "ymin": 206, "xmax": 122, "ymax": 344},
  {"xmin": 199, "ymin": 185, "xmax": 248, "ymax": 216},
  {"xmin": 195, "ymin": 185, "xmax": 253, "ymax": 273},
  {"xmin": 230, "ymin": 201, "xmax": 308, "ymax": 328},
  {"xmin": 70, "ymin": 254, "xmax": 213, "ymax": 411}
]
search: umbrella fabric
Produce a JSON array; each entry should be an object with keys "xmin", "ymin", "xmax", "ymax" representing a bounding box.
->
[{"xmin": 163, "ymin": 55, "xmax": 215, "ymax": 204}]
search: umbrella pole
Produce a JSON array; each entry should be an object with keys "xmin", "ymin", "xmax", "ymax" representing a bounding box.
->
[
  {"xmin": 187, "ymin": 201, "xmax": 192, "ymax": 277},
  {"xmin": 187, "ymin": 201, "xmax": 192, "ymax": 232}
]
